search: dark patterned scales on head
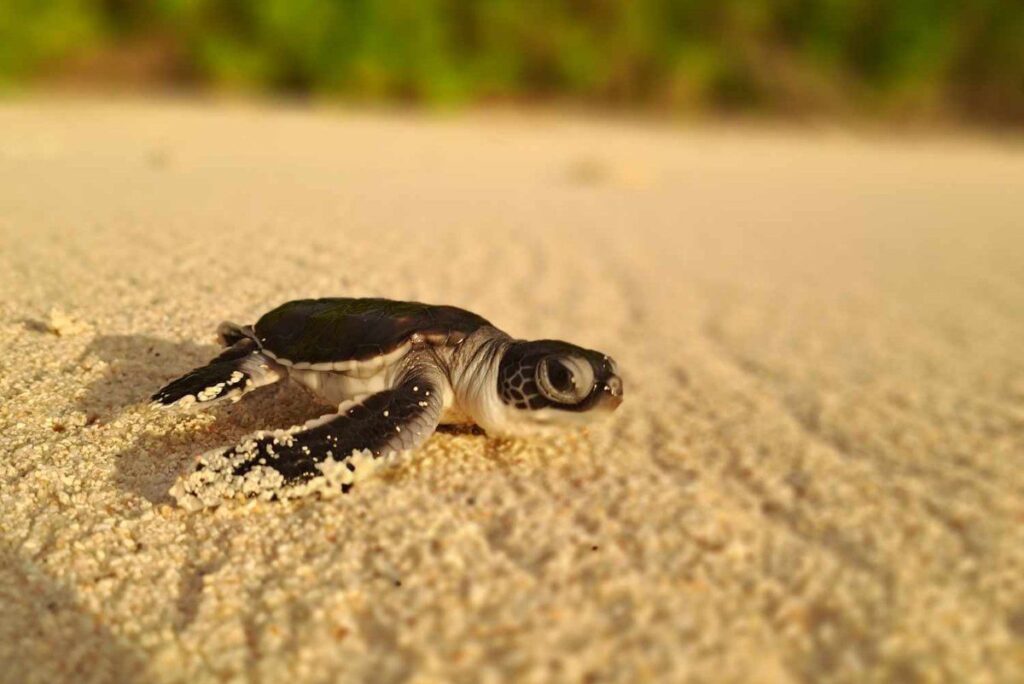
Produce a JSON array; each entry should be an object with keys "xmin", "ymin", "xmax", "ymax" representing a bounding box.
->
[
  {"xmin": 151, "ymin": 296, "xmax": 623, "ymax": 510},
  {"xmin": 498, "ymin": 340, "xmax": 620, "ymax": 413},
  {"xmin": 255, "ymin": 298, "xmax": 492, "ymax": 366}
]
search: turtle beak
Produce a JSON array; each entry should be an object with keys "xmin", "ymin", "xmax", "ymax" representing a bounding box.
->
[{"xmin": 599, "ymin": 374, "xmax": 624, "ymax": 410}]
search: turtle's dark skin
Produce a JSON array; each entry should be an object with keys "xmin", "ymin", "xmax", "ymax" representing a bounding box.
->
[{"xmin": 152, "ymin": 297, "xmax": 623, "ymax": 508}]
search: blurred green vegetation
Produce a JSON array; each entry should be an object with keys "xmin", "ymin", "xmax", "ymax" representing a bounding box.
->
[{"xmin": 1, "ymin": 0, "xmax": 1022, "ymax": 122}]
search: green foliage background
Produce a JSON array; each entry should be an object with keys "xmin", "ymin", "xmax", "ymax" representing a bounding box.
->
[{"xmin": 1, "ymin": 0, "xmax": 1022, "ymax": 122}]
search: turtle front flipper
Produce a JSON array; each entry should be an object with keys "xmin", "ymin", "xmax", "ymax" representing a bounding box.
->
[
  {"xmin": 171, "ymin": 372, "xmax": 445, "ymax": 509},
  {"xmin": 151, "ymin": 338, "xmax": 283, "ymax": 410}
]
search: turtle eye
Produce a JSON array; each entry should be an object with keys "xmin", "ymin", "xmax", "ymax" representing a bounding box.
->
[{"xmin": 537, "ymin": 356, "xmax": 594, "ymax": 404}]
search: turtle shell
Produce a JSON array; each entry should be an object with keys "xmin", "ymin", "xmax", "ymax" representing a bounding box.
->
[{"xmin": 253, "ymin": 298, "xmax": 491, "ymax": 367}]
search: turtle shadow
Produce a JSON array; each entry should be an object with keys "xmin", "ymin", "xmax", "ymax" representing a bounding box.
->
[
  {"xmin": 75, "ymin": 334, "xmax": 221, "ymax": 420},
  {"xmin": 436, "ymin": 424, "xmax": 486, "ymax": 436},
  {"xmin": 77, "ymin": 334, "xmax": 327, "ymax": 503}
]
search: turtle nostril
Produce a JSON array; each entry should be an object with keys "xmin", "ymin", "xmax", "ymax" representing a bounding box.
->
[{"xmin": 606, "ymin": 375, "xmax": 623, "ymax": 398}]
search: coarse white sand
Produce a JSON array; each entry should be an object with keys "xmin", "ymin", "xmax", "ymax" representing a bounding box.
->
[{"xmin": 1, "ymin": 98, "xmax": 1023, "ymax": 683}]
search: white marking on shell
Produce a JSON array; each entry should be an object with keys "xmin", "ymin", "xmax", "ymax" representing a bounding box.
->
[
  {"xmin": 426, "ymin": 331, "xmax": 465, "ymax": 346},
  {"xmin": 262, "ymin": 342, "xmax": 412, "ymax": 377}
]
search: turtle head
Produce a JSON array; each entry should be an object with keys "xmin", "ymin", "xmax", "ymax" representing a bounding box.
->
[{"xmin": 494, "ymin": 340, "xmax": 623, "ymax": 432}]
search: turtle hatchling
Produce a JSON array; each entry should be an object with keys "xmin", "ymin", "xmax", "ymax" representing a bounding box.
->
[{"xmin": 153, "ymin": 297, "xmax": 623, "ymax": 508}]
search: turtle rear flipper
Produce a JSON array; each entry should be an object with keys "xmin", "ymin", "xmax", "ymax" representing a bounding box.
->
[
  {"xmin": 171, "ymin": 372, "xmax": 444, "ymax": 508},
  {"xmin": 216, "ymin": 320, "xmax": 255, "ymax": 347},
  {"xmin": 151, "ymin": 338, "xmax": 282, "ymax": 410}
]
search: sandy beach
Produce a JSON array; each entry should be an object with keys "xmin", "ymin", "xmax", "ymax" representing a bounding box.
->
[{"xmin": 1, "ymin": 98, "xmax": 1023, "ymax": 682}]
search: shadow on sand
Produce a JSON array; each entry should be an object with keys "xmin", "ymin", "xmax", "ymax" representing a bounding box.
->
[
  {"xmin": 75, "ymin": 334, "xmax": 219, "ymax": 420},
  {"xmin": 76, "ymin": 334, "xmax": 325, "ymax": 504}
]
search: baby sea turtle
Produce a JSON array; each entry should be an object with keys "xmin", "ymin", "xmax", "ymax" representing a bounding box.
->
[{"xmin": 153, "ymin": 297, "xmax": 623, "ymax": 508}]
